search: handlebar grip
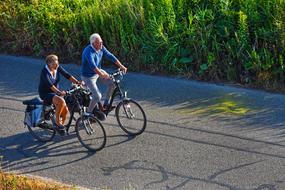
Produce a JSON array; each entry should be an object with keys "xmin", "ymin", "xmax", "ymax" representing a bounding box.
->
[{"xmin": 66, "ymin": 85, "xmax": 81, "ymax": 95}]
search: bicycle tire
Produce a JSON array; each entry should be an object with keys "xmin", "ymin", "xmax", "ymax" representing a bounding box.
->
[
  {"xmin": 75, "ymin": 115, "xmax": 106, "ymax": 152},
  {"xmin": 115, "ymin": 99, "xmax": 147, "ymax": 136},
  {"xmin": 26, "ymin": 122, "xmax": 56, "ymax": 142}
]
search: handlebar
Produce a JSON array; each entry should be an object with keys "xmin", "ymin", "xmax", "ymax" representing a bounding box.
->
[
  {"xmin": 65, "ymin": 84, "xmax": 89, "ymax": 96},
  {"xmin": 109, "ymin": 69, "xmax": 125, "ymax": 82}
]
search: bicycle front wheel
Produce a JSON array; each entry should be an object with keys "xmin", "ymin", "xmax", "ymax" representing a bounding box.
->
[
  {"xmin": 26, "ymin": 121, "xmax": 55, "ymax": 142},
  {"xmin": 115, "ymin": 99, "xmax": 147, "ymax": 136},
  {"xmin": 75, "ymin": 115, "xmax": 106, "ymax": 152}
]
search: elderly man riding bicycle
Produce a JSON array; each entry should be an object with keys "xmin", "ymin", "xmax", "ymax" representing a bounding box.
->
[{"xmin": 81, "ymin": 33, "xmax": 127, "ymax": 118}]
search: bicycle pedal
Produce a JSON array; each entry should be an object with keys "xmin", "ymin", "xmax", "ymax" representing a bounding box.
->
[
  {"xmin": 93, "ymin": 111, "xmax": 106, "ymax": 121},
  {"xmin": 83, "ymin": 112, "xmax": 90, "ymax": 116},
  {"xmin": 58, "ymin": 130, "xmax": 67, "ymax": 136},
  {"xmin": 53, "ymin": 127, "xmax": 67, "ymax": 136}
]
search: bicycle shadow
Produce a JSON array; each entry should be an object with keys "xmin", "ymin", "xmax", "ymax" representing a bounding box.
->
[
  {"xmin": 100, "ymin": 159, "xmax": 278, "ymax": 190},
  {"xmin": 97, "ymin": 117, "xmax": 285, "ymax": 190},
  {"xmin": 0, "ymin": 126, "xmax": 135, "ymax": 174},
  {"xmin": 100, "ymin": 118, "xmax": 137, "ymax": 148},
  {"xmin": 0, "ymin": 130, "xmax": 87, "ymax": 172}
]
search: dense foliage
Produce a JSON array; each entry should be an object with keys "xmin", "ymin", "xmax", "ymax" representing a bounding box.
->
[{"xmin": 1, "ymin": 0, "xmax": 285, "ymax": 89}]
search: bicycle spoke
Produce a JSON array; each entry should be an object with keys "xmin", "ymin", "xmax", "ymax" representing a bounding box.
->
[
  {"xmin": 76, "ymin": 116, "xmax": 106, "ymax": 152},
  {"xmin": 116, "ymin": 99, "xmax": 146, "ymax": 136}
]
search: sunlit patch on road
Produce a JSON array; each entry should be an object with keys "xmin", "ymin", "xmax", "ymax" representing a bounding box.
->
[{"xmin": 176, "ymin": 94, "xmax": 253, "ymax": 116}]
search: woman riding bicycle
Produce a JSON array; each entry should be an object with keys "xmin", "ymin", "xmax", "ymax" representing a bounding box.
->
[{"xmin": 38, "ymin": 54, "xmax": 82, "ymax": 134}]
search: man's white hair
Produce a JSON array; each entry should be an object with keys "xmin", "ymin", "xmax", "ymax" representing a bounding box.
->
[{"xmin": 90, "ymin": 33, "xmax": 101, "ymax": 44}]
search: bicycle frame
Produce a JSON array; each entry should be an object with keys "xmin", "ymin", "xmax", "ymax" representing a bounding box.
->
[
  {"xmin": 42, "ymin": 86, "xmax": 88, "ymax": 132},
  {"xmin": 105, "ymin": 70, "xmax": 147, "ymax": 136},
  {"xmin": 41, "ymin": 99, "xmax": 77, "ymax": 132},
  {"xmin": 104, "ymin": 77, "xmax": 128, "ymax": 116},
  {"xmin": 65, "ymin": 90, "xmax": 88, "ymax": 131},
  {"xmin": 64, "ymin": 101, "xmax": 80, "ymax": 132}
]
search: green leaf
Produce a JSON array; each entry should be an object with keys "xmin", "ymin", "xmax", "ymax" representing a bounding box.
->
[
  {"xmin": 179, "ymin": 57, "xmax": 193, "ymax": 64},
  {"xmin": 244, "ymin": 62, "xmax": 253, "ymax": 70},
  {"xmin": 172, "ymin": 58, "xmax": 178, "ymax": 65},
  {"xmin": 200, "ymin": 64, "xmax": 208, "ymax": 71}
]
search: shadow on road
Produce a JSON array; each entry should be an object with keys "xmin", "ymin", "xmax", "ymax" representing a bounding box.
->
[
  {"xmin": 121, "ymin": 72, "xmax": 285, "ymax": 136},
  {"xmin": 99, "ymin": 117, "xmax": 285, "ymax": 189},
  {"xmin": 101, "ymin": 159, "xmax": 278, "ymax": 190},
  {"xmin": 1, "ymin": 55, "xmax": 285, "ymax": 132},
  {"xmin": 0, "ymin": 127, "xmax": 135, "ymax": 174},
  {"xmin": 0, "ymin": 130, "xmax": 93, "ymax": 173},
  {"xmin": 144, "ymin": 118, "xmax": 285, "ymax": 160},
  {"xmin": 1, "ymin": 55, "xmax": 285, "ymax": 189}
]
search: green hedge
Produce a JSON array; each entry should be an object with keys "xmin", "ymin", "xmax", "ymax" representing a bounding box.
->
[{"xmin": 1, "ymin": 0, "xmax": 285, "ymax": 88}]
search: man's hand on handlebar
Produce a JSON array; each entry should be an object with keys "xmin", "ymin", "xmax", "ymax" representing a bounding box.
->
[
  {"xmin": 72, "ymin": 80, "xmax": 85, "ymax": 87},
  {"xmin": 120, "ymin": 66, "xmax": 127, "ymax": 74},
  {"xmin": 77, "ymin": 80, "xmax": 85, "ymax": 86},
  {"xmin": 100, "ymin": 69, "xmax": 111, "ymax": 80}
]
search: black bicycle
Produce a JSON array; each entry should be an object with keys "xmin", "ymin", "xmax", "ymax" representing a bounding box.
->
[
  {"xmin": 104, "ymin": 69, "xmax": 147, "ymax": 136},
  {"xmin": 23, "ymin": 85, "xmax": 106, "ymax": 152}
]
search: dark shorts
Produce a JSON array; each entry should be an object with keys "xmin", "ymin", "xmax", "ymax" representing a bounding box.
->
[{"xmin": 39, "ymin": 93, "xmax": 56, "ymax": 105}]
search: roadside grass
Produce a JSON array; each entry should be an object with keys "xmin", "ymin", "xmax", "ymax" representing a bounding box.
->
[
  {"xmin": 0, "ymin": 154, "xmax": 78, "ymax": 190},
  {"xmin": 1, "ymin": 0, "xmax": 285, "ymax": 88},
  {"xmin": 0, "ymin": 154, "xmax": 77, "ymax": 190},
  {"xmin": 0, "ymin": 171, "xmax": 139, "ymax": 190},
  {"xmin": 0, "ymin": 171, "xmax": 78, "ymax": 190}
]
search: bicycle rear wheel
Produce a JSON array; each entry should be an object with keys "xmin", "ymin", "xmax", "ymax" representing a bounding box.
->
[
  {"xmin": 115, "ymin": 99, "xmax": 147, "ymax": 136},
  {"xmin": 26, "ymin": 121, "xmax": 55, "ymax": 142},
  {"xmin": 75, "ymin": 115, "xmax": 106, "ymax": 152}
]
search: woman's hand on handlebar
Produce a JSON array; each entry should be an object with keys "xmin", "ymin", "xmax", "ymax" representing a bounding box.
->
[
  {"xmin": 60, "ymin": 90, "xmax": 67, "ymax": 96},
  {"xmin": 56, "ymin": 90, "xmax": 66, "ymax": 96}
]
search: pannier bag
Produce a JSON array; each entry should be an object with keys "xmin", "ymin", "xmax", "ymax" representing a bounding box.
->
[{"xmin": 24, "ymin": 104, "xmax": 44, "ymax": 127}]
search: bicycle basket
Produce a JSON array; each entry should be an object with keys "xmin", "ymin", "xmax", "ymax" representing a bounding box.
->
[
  {"xmin": 79, "ymin": 90, "xmax": 91, "ymax": 107},
  {"xmin": 65, "ymin": 95, "xmax": 80, "ymax": 113}
]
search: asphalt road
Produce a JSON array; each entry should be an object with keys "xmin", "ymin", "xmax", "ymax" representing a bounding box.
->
[{"xmin": 1, "ymin": 54, "xmax": 285, "ymax": 190}]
